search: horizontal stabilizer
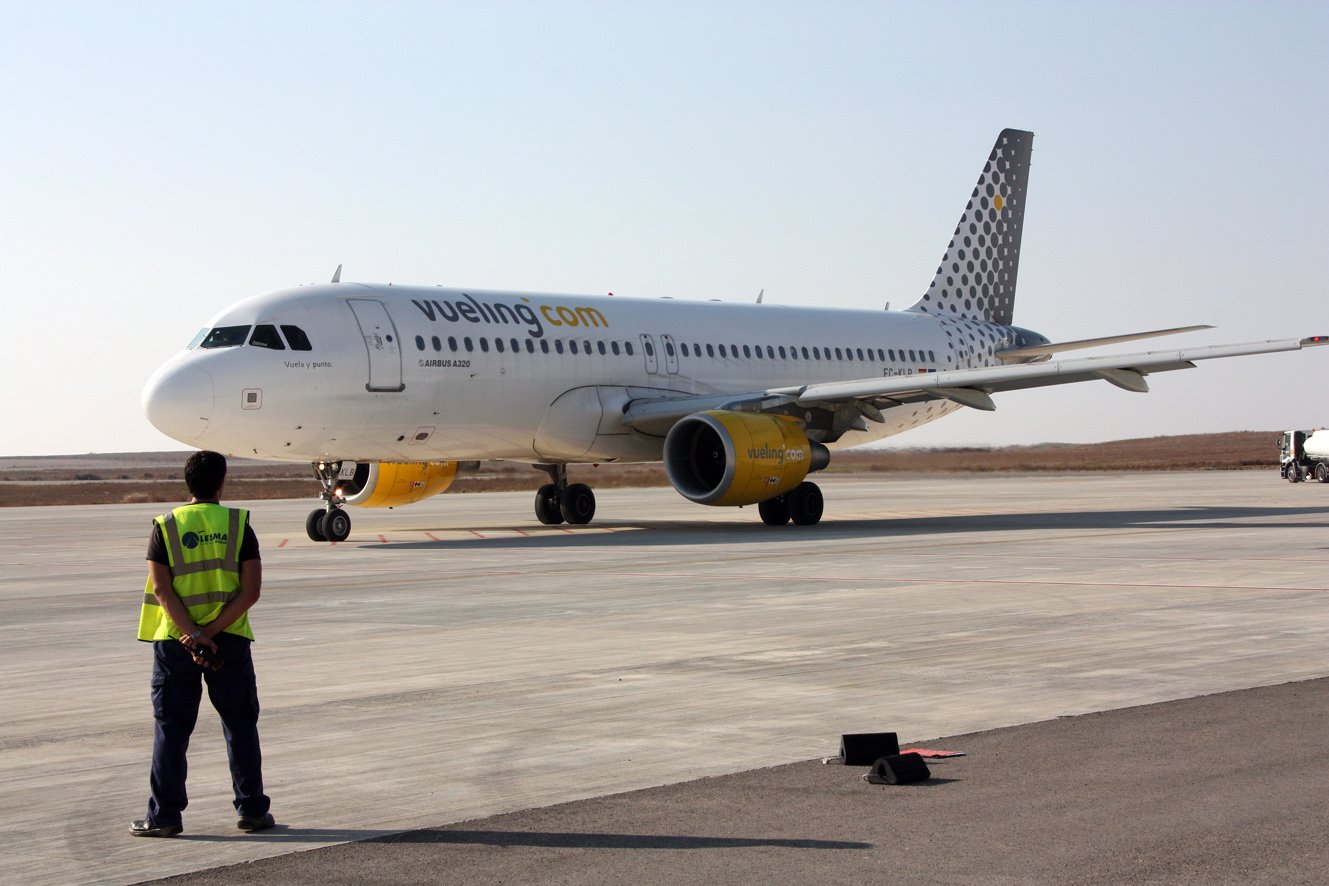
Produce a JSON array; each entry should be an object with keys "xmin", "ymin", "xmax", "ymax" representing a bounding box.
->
[{"xmin": 997, "ymin": 325, "xmax": 1212, "ymax": 361}]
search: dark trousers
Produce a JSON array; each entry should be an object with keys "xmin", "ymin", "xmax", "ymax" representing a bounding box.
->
[{"xmin": 147, "ymin": 633, "xmax": 270, "ymax": 826}]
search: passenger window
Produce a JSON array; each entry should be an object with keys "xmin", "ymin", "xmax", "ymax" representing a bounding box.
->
[
  {"xmin": 526, "ymin": 339, "xmax": 535, "ymax": 353},
  {"xmin": 569, "ymin": 340, "xmax": 579, "ymax": 354},
  {"xmin": 464, "ymin": 337, "xmax": 474, "ymax": 352},
  {"xmin": 495, "ymin": 338, "xmax": 505, "ymax": 353},
  {"xmin": 511, "ymin": 338, "xmax": 520, "ymax": 353},
  {"xmin": 625, "ymin": 342, "xmax": 634, "ymax": 356},
  {"xmin": 432, "ymin": 336, "xmax": 442, "ymax": 352},
  {"xmin": 555, "ymin": 340, "xmax": 564, "ymax": 354},
  {"xmin": 280, "ymin": 325, "xmax": 313, "ymax": 351},
  {"xmin": 415, "ymin": 336, "xmax": 425, "ymax": 351},
  {"xmin": 540, "ymin": 340, "xmax": 550, "ymax": 353},
  {"xmin": 598, "ymin": 341, "xmax": 607, "ymax": 355},
  {"xmin": 611, "ymin": 341, "xmax": 620, "ymax": 356},
  {"xmin": 889, "ymin": 349, "xmax": 896, "ymax": 361},
  {"xmin": 449, "ymin": 337, "xmax": 458, "ymax": 351},
  {"xmin": 665, "ymin": 341, "xmax": 675, "ymax": 357},
  {"xmin": 719, "ymin": 345, "xmax": 728, "ymax": 358},
  {"xmin": 480, "ymin": 338, "xmax": 490, "ymax": 352},
  {"xmin": 200, "ymin": 325, "xmax": 251, "ymax": 349},
  {"xmin": 644, "ymin": 340, "xmax": 654, "ymax": 356},
  {"xmin": 707, "ymin": 344, "xmax": 715, "ymax": 358},
  {"xmin": 742, "ymin": 345, "xmax": 751, "ymax": 358}
]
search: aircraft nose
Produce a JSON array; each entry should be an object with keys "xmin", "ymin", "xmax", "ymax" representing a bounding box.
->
[{"xmin": 142, "ymin": 360, "xmax": 215, "ymax": 445}]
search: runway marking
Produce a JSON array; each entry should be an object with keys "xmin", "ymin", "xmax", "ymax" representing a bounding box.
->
[{"xmin": 524, "ymin": 570, "xmax": 1329, "ymax": 594}]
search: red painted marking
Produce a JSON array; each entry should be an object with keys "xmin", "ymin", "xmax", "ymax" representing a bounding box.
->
[
  {"xmin": 425, "ymin": 532, "xmax": 441, "ymax": 541},
  {"xmin": 469, "ymin": 530, "xmax": 487, "ymax": 539},
  {"xmin": 513, "ymin": 528, "xmax": 530, "ymax": 536},
  {"xmin": 900, "ymin": 747, "xmax": 965, "ymax": 758},
  {"xmin": 378, "ymin": 534, "xmax": 388, "ymax": 544},
  {"xmin": 277, "ymin": 539, "xmax": 288, "ymax": 548}
]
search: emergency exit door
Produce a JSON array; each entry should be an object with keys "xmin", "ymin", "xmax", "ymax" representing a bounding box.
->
[{"xmin": 347, "ymin": 298, "xmax": 405, "ymax": 392}]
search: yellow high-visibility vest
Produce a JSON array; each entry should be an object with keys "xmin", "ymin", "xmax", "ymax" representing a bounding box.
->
[{"xmin": 138, "ymin": 503, "xmax": 254, "ymax": 641}]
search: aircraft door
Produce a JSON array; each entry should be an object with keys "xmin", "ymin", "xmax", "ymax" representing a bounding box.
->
[
  {"xmin": 639, "ymin": 334, "xmax": 659, "ymax": 374},
  {"xmin": 660, "ymin": 334, "xmax": 679, "ymax": 374},
  {"xmin": 347, "ymin": 298, "xmax": 405, "ymax": 392}
]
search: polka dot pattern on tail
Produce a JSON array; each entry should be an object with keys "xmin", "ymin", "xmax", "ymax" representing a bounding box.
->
[{"xmin": 908, "ymin": 129, "xmax": 1032, "ymax": 327}]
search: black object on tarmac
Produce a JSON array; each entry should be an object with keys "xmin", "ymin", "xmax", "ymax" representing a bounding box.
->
[
  {"xmin": 867, "ymin": 752, "xmax": 931, "ymax": 785},
  {"xmin": 839, "ymin": 732, "xmax": 900, "ymax": 765}
]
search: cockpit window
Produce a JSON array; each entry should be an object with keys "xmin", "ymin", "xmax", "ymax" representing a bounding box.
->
[
  {"xmin": 186, "ymin": 328, "xmax": 209, "ymax": 349},
  {"xmin": 248, "ymin": 325, "xmax": 286, "ymax": 350},
  {"xmin": 199, "ymin": 325, "xmax": 252, "ymax": 349},
  {"xmin": 281, "ymin": 325, "xmax": 313, "ymax": 351}
]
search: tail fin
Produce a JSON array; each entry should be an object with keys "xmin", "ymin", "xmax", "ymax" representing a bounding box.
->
[{"xmin": 908, "ymin": 128, "xmax": 1033, "ymax": 326}]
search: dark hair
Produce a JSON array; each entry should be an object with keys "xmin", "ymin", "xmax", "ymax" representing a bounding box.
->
[{"xmin": 185, "ymin": 450, "xmax": 227, "ymax": 500}]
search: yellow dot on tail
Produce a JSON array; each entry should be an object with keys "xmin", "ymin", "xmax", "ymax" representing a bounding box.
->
[{"xmin": 994, "ymin": 195, "xmax": 1005, "ymax": 211}]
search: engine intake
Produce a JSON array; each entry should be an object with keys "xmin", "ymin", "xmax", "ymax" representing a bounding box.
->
[
  {"xmin": 664, "ymin": 410, "xmax": 829, "ymax": 507},
  {"xmin": 338, "ymin": 461, "xmax": 475, "ymax": 508}
]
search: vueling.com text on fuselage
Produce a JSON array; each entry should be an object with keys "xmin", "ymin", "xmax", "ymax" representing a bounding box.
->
[{"xmin": 411, "ymin": 295, "xmax": 609, "ymax": 339}]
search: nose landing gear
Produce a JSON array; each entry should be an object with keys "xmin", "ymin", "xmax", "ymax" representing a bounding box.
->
[
  {"xmin": 534, "ymin": 464, "xmax": 596, "ymax": 525},
  {"xmin": 307, "ymin": 460, "xmax": 352, "ymax": 542}
]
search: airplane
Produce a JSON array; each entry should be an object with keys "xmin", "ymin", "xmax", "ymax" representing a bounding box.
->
[{"xmin": 142, "ymin": 129, "xmax": 1327, "ymax": 542}]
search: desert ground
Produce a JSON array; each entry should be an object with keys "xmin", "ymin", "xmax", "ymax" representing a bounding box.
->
[{"xmin": 0, "ymin": 431, "xmax": 1292, "ymax": 507}]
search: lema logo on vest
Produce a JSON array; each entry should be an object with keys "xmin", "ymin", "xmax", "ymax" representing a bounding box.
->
[{"xmin": 181, "ymin": 531, "xmax": 228, "ymax": 549}]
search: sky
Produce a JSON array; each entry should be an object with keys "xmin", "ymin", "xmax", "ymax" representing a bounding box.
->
[{"xmin": 2, "ymin": 0, "xmax": 1327, "ymax": 457}]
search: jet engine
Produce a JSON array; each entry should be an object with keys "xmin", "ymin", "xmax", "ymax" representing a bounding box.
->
[
  {"xmin": 663, "ymin": 410, "xmax": 829, "ymax": 507},
  {"xmin": 337, "ymin": 461, "xmax": 474, "ymax": 508}
]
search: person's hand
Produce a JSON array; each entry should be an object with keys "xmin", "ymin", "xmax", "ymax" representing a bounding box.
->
[{"xmin": 181, "ymin": 632, "xmax": 219, "ymax": 667}]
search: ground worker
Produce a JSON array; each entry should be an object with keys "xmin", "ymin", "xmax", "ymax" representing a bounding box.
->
[{"xmin": 131, "ymin": 450, "xmax": 274, "ymax": 837}]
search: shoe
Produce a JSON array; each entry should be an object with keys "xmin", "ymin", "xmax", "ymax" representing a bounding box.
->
[
  {"xmin": 130, "ymin": 819, "xmax": 182, "ymax": 838},
  {"xmin": 236, "ymin": 812, "xmax": 275, "ymax": 832}
]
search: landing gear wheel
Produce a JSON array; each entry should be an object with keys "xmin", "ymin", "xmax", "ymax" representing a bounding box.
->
[
  {"xmin": 306, "ymin": 509, "xmax": 328, "ymax": 542},
  {"xmin": 535, "ymin": 484, "xmax": 565, "ymax": 525},
  {"xmin": 1316, "ymin": 464, "xmax": 1329, "ymax": 484},
  {"xmin": 320, "ymin": 509, "xmax": 352, "ymax": 542},
  {"xmin": 560, "ymin": 483, "xmax": 596, "ymax": 525},
  {"xmin": 759, "ymin": 495, "xmax": 790, "ymax": 526},
  {"xmin": 788, "ymin": 482, "xmax": 824, "ymax": 526}
]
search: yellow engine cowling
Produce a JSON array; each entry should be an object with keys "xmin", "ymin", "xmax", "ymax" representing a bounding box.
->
[
  {"xmin": 338, "ymin": 461, "xmax": 469, "ymax": 508},
  {"xmin": 663, "ymin": 410, "xmax": 830, "ymax": 507}
]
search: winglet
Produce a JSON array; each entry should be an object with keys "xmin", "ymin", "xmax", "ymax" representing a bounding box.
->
[
  {"xmin": 756, "ymin": 289, "xmax": 764, "ymax": 304},
  {"xmin": 331, "ymin": 264, "xmax": 343, "ymax": 283}
]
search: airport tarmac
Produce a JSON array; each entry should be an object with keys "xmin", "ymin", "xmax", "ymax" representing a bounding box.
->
[{"xmin": 1, "ymin": 471, "xmax": 1326, "ymax": 885}]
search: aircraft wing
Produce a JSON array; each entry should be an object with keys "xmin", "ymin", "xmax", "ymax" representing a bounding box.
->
[
  {"xmin": 772, "ymin": 337, "xmax": 1328, "ymax": 411},
  {"xmin": 622, "ymin": 336, "xmax": 1327, "ymax": 434}
]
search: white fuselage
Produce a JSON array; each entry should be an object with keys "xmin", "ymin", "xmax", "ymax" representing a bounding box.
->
[{"xmin": 144, "ymin": 283, "xmax": 1024, "ymax": 464}]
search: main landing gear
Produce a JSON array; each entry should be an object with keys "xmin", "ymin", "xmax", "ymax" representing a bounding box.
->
[
  {"xmin": 306, "ymin": 460, "xmax": 352, "ymax": 542},
  {"xmin": 757, "ymin": 481, "xmax": 824, "ymax": 526},
  {"xmin": 534, "ymin": 464, "xmax": 596, "ymax": 525}
]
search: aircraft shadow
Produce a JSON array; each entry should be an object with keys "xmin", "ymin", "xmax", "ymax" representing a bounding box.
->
[
  {"xmin": 369, "ymin": 828, "xmax": 871, "ymax": 850},
  {"xmin": 368, "ymin": 503, "xmax": 1329, "ymax": 551}
]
